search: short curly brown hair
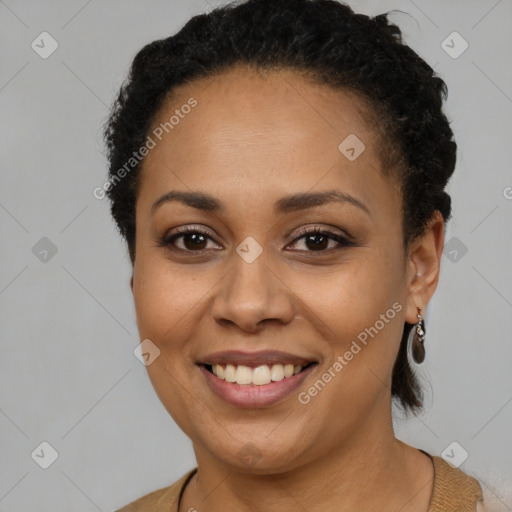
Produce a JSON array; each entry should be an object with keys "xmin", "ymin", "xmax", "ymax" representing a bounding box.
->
[{"xmin": 103, "ymin": 0, "xmax": 457, "ymax": 414}]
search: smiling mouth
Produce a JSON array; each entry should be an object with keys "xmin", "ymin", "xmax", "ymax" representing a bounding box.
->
[{"xmin": 202, "ymin": 362, "xmax": 317, "ymax": 386}]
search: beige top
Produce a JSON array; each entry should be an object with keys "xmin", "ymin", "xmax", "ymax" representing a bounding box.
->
[{"xmin": 116, "ymin": 452, "xmax": 483, "ymax": 511}]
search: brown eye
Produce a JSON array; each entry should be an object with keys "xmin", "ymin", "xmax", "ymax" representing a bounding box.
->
[
  {"xmin": 289, "ymin": 227, "xmax": 355, "ymax": 252},
  {"xmin": 178, "ymin": 232, "xmax": 208, "ymax": 251},
  {"xmin": 162, "ymin": 228, "xmax": 221, "ymax": 253}
]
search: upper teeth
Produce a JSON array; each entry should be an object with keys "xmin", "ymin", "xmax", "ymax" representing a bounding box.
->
[{"xmin": 211, "ymin": 363, "xmax": 303, "ymax": 386}]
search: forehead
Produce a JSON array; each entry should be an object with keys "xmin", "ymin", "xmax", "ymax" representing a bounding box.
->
[
  {"xmin": 138, "ymin": 66, "xmax": 399, "ymax": 218},
  {"xmin": 147, "ymin": 66, "xmax": 376, "ymax": 162}
]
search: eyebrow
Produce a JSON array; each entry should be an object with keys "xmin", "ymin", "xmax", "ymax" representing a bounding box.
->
[{"xmin": 151, "ymin": 189, "xmax": 371, "ymax": 217}]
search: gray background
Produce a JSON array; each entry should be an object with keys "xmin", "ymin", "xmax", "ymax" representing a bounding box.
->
[{"xmin": 1, "ymin": 0, "xmax": 511, "ymax": 510}]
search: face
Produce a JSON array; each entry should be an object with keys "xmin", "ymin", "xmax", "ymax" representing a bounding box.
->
[{"xmin": 131, "ymin": 66, "xmax": 427, "ymax": 473}]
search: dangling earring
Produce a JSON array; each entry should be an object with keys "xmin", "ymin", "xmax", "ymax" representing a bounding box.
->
[{"xmin": 411, "ymin": 306, "xmax": 426, "ymax": 364}]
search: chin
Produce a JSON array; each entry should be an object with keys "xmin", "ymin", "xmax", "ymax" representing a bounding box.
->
[{"xmin": 222, "ymin": 450, "xmax": 306, "ymax": 475}]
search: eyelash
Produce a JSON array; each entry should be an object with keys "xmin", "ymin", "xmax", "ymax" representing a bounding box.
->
[{"xmin": 160, "ymin": 225, "xmax": 355, "ymax": 254}]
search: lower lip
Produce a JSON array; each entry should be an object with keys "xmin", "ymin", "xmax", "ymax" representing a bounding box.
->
[{"xmin": 199, "ymin": 364, "xmax": 317, "ymax": 408}]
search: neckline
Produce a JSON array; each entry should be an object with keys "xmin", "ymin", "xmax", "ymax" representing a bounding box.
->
[
  {"xmin": 177, "ymin": 467, "xmax": 198, "ymax": 510},
  {"xmin": 177, "ymin": 450, "xmax": 437, "ymax": 511}
]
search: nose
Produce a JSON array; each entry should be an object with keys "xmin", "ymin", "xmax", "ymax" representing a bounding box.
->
[{"xmin": 211, "ymin": 251, "xmax": 296, "ymax": 333}]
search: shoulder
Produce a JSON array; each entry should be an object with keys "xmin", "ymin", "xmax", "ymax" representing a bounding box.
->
[
  {"xmin": 115, "ymin": 469, "xmax": 197, "ymax": 512},
  {"xmin": 429, "ymin": 455, "xmax": 483, "ymax": 511}
]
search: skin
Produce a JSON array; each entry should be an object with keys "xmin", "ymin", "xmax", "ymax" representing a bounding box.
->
[{"xmin": 130, "ymin": 65, "xmax": 445, "ymax": 511}]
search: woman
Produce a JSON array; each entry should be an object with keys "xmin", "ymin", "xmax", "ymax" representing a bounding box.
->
[{"xmin": 104, "ymin": 0, "xmax": 486, "ymax": 510}]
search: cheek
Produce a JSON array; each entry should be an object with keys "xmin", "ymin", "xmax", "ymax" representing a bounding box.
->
[
  {"xmin": 131, "ymin": 265, "xmax": 200, "ymax": 395},
  {"xmin": 300, "ymin": 248, "xmax": 404, "ymax": 336},
  {"xmin": 299, "ymin": 248, "xmax": 406, "ymax": 389},
  {"xmin": 131, "ymin": 257, "xmax": 208, "ymax": 430},
  {"xmin": 132, "ymin": 253, "xmax": 205, "ymax": 341}
]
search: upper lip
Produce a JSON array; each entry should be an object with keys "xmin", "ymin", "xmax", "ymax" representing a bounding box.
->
[{"xmin": 198, "ymin": 350, "xmax": 317, "ymax": 367}]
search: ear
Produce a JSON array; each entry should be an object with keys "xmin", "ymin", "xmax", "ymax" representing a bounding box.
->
[{"xmin": 404, "ymin": 210, "xmax": 445, "ymax": 324}]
